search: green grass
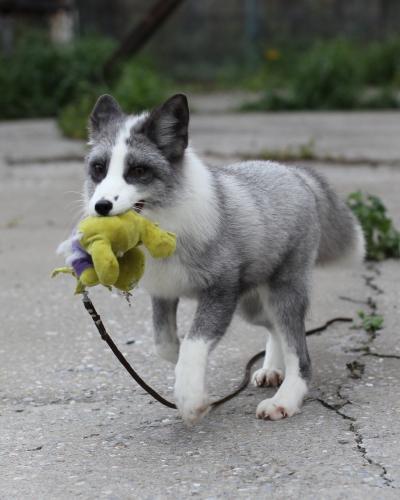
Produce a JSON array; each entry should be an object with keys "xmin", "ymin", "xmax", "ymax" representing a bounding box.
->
[
  {"xmin": 240, "ymin": 38, "xmax": 400, "ymax": 111},
  {"xmin": 4, "ymin": 32, "xmax": 400, "ymax": 134},
  {"xmin": 0, "ymin": 33, "xmax": 115, "ymax": 119},
  {"xmin": 0, "ymin": 31, "xmax": 171, "ymax": 139}
]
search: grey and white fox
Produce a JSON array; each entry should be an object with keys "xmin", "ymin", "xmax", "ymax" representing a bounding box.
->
[{"xmin": 65, "ymin": 93, "xmax": 364, "ymax": 424}]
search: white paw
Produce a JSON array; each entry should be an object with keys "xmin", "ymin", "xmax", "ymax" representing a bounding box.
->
[
  {"xmin": 174, "ymin": 384, "xmax": 210, "ymax": 425},
  {"xmin": 256, "ymin": 397, "xmax": 301, "ymax": 421},
  {"xmin": 155, "ymin": 342, "xmax": 180, "ymax": 364},
  {"xmin": 252, "ymin": 368, "xmax": 284, "ymax": 387}
]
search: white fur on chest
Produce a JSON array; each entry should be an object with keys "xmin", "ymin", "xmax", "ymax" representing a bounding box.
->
[
  {"xmin": 140, "ymin": 252, "xmax": 193, "ymax": 298},
  {"xmin": 139, "ymin": 149, "xmax": 219, "ymax": 298}
]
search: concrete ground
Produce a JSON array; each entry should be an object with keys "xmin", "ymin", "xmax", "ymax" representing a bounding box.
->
[{"xmin": 0, "ymin": 107, "xmax": 399, "ymax": 499}]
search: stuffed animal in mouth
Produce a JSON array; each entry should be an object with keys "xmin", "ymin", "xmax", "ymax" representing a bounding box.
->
[{"xmin": 53, "ymin": 211, "xmax": 176, "ymax": 293}]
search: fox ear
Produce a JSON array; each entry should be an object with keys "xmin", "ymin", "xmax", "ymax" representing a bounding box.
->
[
  {"xmin": 143, "ymin": 94, "xmax": 189, "ymax": 161},
  {"xmin": 89, "ymin": 94, "xmax": 123, "ymax": 138}
]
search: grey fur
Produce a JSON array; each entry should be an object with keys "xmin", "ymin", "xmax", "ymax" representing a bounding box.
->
[
  {"xmin": 294, "ymin": 166, "xmax": 361, "ymax": 263},
  {"xmin": 85, "ymin": 96, "xmax": 127, "ymax": 201},
  {"xmin": 89, "ymin": 94, "xmax": 124, "ymax": 141},
  {"xmin": 84, "ymin": 94, "xmax": 364, "ymax": 416},
  {"xmin": 152, "ymin": 297, "xmax": 179, "ymax": 347},
  {"xmin": 141, "ymin": 93, "xmax": 189, "ymax": 161},
  {"xmin": 174, "ymin": 160, "xmax": 323, "ymax": 377}
]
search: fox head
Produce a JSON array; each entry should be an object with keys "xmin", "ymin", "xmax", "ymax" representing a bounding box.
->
[{"xmin": 85, "ymin": 93, "xmax": 189, "ymax": 217}]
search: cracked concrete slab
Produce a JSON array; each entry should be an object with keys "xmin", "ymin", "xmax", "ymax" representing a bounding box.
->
[
  {"xmin": 335, "ymin": 262, "xmax": 400, "ymax": 489},
  {"xmin": 1, "ymin": 118, "xmax": 400, "ymax": 499}
]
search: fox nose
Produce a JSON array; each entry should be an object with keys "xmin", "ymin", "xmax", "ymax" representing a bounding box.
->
[{"xmin": 95, "ymin": 199, "xmax": 113, "ymax": 216}]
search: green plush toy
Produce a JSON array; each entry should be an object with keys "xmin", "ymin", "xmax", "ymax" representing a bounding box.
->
[{"xmin": 53, "ymin": 211, "xmax": 176, "ymax": 293}]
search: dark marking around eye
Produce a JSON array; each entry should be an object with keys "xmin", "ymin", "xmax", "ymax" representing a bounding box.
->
[
  {"xmin": 124, "ymin": 163, "xmax": 154, "ymax": 184},
  {"xmin": 89, "ymin": 160, "xmax": 108, "ymax": 183}
]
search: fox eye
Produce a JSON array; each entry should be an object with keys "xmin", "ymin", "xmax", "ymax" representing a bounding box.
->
[
  {"xmin": 89, "ymin": 161, "xmax": 107, "ymax": 182},
  {"xmin": 125, "ymin": 164, "xmax": 153, "ymax": 183},
  {"xmin": 131, "ymin": 166, "xmax": 145, "ymax": 177}
]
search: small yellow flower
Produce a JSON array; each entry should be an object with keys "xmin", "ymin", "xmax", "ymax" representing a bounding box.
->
[{"xmin": 265, "ymin": 48, "xmax": 281, "ymax": 61}]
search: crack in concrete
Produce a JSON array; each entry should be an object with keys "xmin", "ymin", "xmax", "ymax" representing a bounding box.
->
[
  {"xmin": 339, "ymin": 295, "xmax": 370, "ymax": 306},
  {"xmin": 348, "ymin": 264, "xmax": 395, "ymax": 486},
  {"xmin": 362, "ymin": 269, "xmax": 384, "ymax": 296},
  {"xmin": 316, "ymin": 395, "xmax": 394, "ymax": 487},
  {"xmin": 336, "ymin": 386, "xmax": 352, "ymax": 407},
  {"xmin": 350, "ymin": 422, "xmax": 394, "ymax": 488},
  {"xmin": 315, "ymin": 397, "xmax": 355, "ymax": 421},
  {"xmin": 363, "ymin": 352, "xmax": 400, "ymax": 360},
  {"xmin": 317, "ymin": 262, "xmax": 396, "ymax": 487}
]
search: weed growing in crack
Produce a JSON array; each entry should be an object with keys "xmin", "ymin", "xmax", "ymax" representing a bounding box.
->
[{"xmin": 357, "ymin": 310, "xmax": 384, "ymax": 334}]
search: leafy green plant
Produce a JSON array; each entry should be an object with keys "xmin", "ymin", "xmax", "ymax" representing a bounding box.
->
[
  {"xmin": 58, "ymin": 59, "xmax": 170, "ymax": 139},
  {"xmin": 347, "ymin": 192, "xmax": 400, "ymax": 261},
  {"xmin": 362, "ymin": 38, "xmax": 400, "ymax": 85},
  {"xmin": 58, "ymin": 91, "xmax": 104, "ymax": 140},
  {"xmin": 240, "ymin": 38, "xmax": 400, "ymax": 111},
  {"xmin": 290, "ymin": 40, "xmax": 362, "ymax": 110},
  {"xmin": 0, "ymin": 32, "xmax": 169, "ymax": 140},
  {"xmin": 113, "ymin": 60, "xmax": 169, "ymax": 112},
  {"xmin": 0, "ymin": 33, "xmax": 115, "ymax": 119},
  {"xmin": 360, "ymin": 87, "xmax": 399, "ymax": 109},
  {"xmin": 241, "ymin": 41, "xmax": 363, "ymax": 110},
  {"xmin": 357, "ymin": 311, "xmax": 384, "ymax": 333}
]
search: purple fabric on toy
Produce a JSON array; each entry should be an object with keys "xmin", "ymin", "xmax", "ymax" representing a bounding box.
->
[{"xmin": 71, "ymin": 239, "xmax": 93, "ymax": 277}]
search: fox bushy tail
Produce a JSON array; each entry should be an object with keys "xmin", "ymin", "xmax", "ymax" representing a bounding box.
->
[{"xmin": 297, "ymin": 167, "xmax": 365, "ymax": 265}]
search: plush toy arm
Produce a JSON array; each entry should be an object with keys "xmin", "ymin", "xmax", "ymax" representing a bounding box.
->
[
  {"xmin": 113, "ymin": 247, "xmax": 145, "ymax": 291},
  {"xmin": 80, "ymin": 267, "xmax": 100, "ymax": 287},
  {"xmin": 51, "ymin": 266, "xmax": 98, "ymax": 294},
  {"xmin": 88, "ymin": 239, "xmax": 120, "ymax": 286},
  {"xmin": 51, "ymin": 266, "xmax": 75, "ymax": 278},
  {"xmin": 140, "ymin": 221, "xmax": 176, "ymax": 258}
]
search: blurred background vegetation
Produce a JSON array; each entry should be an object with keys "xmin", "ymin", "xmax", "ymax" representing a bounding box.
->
[{"xmin": 1, "ymin": 0, "xmax": 400, "ymax": 138}]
